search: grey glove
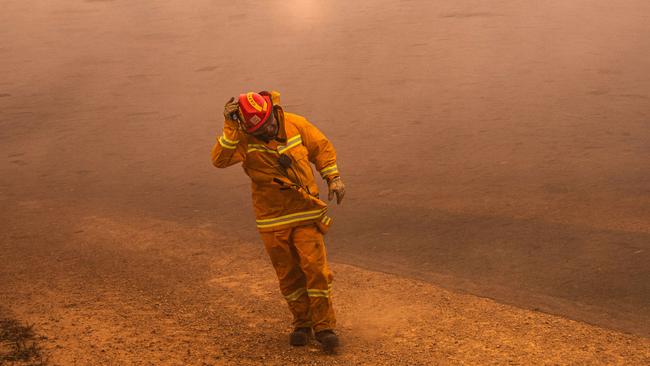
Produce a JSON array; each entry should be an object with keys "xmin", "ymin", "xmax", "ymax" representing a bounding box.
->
[
  {"xmin": 223, "ymin": 97, "xmax": 240, "ymax": 124},
  {"xmin": 328, "ymin": 176, "xmax": 345, "ymax": 204}
]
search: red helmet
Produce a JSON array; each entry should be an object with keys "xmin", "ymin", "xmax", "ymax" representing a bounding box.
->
[{"xmin": 237, "ymin": 92, "xmax": 272, "ymax": 133}]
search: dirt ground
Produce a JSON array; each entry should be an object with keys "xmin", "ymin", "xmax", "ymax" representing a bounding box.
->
[
  {"xmin": 1, "ymin": 0, "xmax": 650, "ymax": 364},
  {"xmin": 1, "ymin": 202, "xmax": 649, "ymax": 365}
]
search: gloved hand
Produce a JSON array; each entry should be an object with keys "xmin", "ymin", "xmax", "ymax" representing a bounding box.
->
[
  {"xmin": 328, "ymin": 176, "xmax": 345, "ymax": 204},
  {"xmin": 223, "ymin": 97, "xmax": 240, "ymax": 126}
]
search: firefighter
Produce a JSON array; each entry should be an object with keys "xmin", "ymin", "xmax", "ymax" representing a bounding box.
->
[{"xmin": 211, "ymin": 91, "xmax": 345, "ymax": 353}]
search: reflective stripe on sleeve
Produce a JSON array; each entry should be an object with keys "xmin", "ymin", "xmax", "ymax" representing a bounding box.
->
[
  {"xmin": 255, "ymin": 208, "xmax": 326, "ymax": 229},
  {"xmin": 218, "ymin": 135, "xmax": 239, "ymax": 149},
  {"xmin": 320, "ymin": 164, "xmax": 338, "ymax": 177}
]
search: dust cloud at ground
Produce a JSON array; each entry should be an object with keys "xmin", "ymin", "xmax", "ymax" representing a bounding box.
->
[{"xmin": 1, "ymin": 0, "xmax": 649, "ymax": 364}]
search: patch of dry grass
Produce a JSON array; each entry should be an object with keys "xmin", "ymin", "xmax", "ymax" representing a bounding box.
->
[{"xmin": 0, "ymin": 316, "xmax": 47, "ymax": 365}]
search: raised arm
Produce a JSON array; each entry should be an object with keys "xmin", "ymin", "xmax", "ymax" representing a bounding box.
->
[{"xmin": 211, "ymin": 97, "xmax": 245, "ymax": 168}]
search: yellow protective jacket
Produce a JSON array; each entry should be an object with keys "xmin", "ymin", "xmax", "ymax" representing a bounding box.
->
[{"xmin": 211, "ymin": 108, "xmax": 340, "ymax": 233}]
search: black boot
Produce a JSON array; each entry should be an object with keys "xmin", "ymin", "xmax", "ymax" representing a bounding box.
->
[
  {"xmin": 315, "ymin": 329, "xmax": 339, "ymax": 353},
  {"xmin": 289, "ymin": 327, "xmax": 311, "ymax": 346}
]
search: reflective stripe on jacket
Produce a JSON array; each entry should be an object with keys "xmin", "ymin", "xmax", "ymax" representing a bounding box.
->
[{"xmin": 211, "ymin": 109, "xmax": 339, "ymax": 232}]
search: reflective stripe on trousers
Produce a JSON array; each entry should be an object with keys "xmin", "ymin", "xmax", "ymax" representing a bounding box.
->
[{"xmin": 256, "ymin": 208, "xmax": 327, "ymax": 229}]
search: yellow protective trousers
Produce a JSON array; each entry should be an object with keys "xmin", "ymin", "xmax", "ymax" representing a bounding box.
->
[{"xmin": 260, "ymin": 224, "xmax": 335, "ymax": 332}]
